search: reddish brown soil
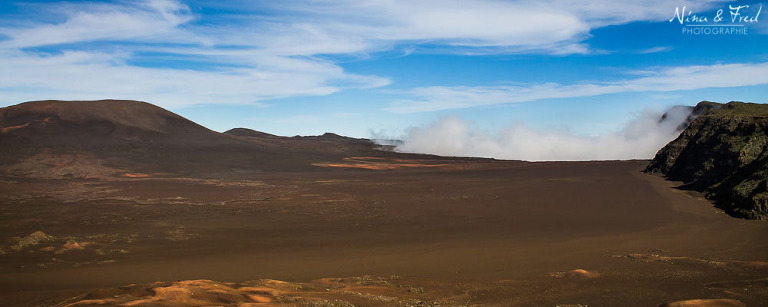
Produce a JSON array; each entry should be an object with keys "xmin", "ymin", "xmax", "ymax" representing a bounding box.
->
[{"xmin": 0, "ymin": 160, "xmax": 766, "ymax": 306}]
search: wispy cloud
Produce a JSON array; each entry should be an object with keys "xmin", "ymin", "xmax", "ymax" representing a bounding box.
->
[
  {"xmin": 0, "ymin": 0, "xmax": 738, "ymax": 109},
  {"xmin": 549, "ymin": 0, "xmax": 726, "ymax": 27},
  {"xmin": 0, "ymin": 0, "xmax": 390, "ymax": 107},
  {"xmin": 231, "ymin": 0, "xmax": 726, "ymax": 54},
  {"xmin": 0, "ymin": 49, "xmax": 389, "ymax": 108},
  {"xmin": 638, "ymin": 46, "xmax": 673, "ymax": 54},
  {"xmin": 0, "ymin": 0, "xmax": 195, "ymax": 48},
  {"xmin": 387, "ymin": 62, "xmax": 768, "ymax": 113}
]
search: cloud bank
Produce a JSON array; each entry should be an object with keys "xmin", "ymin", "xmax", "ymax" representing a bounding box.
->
[{"xmin": 395, "ymin": 107, "xmax": 691, "ymax": 161}]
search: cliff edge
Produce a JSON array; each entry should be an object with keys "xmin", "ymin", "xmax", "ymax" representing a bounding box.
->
[{"xmin": 645, "ymin": 101, "xmax": 768, "ymax": 219}]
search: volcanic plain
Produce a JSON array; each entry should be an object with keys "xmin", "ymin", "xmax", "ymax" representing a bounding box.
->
[{"xmin": 0, "ymin": 100, "xmax": 766, "ymax": 306}]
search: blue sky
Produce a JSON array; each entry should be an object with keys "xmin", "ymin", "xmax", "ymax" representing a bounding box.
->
[{"xmin": 1, "ymin": 0, "xmax": 767, "ymax": 159}]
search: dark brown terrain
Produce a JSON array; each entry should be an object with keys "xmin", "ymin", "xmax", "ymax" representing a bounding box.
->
[{"xmin": 0, "ymin": 100, "xmax": 766, "ymax": 306}]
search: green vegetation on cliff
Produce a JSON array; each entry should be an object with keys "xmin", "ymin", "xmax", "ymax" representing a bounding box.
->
[{"xmin": 646, "ymin": 101, "xmax": 768, "ymax": 220}]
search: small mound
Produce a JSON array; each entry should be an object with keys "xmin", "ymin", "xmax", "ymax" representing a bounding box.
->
[
  {"xmin": 55, "ymin": 240, "xmax": 92, "ymax": 254},
  {"xmin": 224, "ymin": 128, "xmax": 279, "ymax": 138},
  {"xmin": 11, "ymin": 231, "xmax": 56, "ymax": 251}
]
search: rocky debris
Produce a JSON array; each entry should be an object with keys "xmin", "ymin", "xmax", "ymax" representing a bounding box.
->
[
  {"xmin": 339, "ymin": 290, "xmax": 398, "ymax": 303},
  {"xmin": 705, "ymin": 279, "xmax": 768, "ymax": 297},
  {"xmin": 1, "ymin": 152, "xmax": 122, "ymax": 179},
  {"xmin": 646, "ymin": 101, "xmax": 768, "ymax": 219},
  {"xmin": 1, "ymin": 231, "xmax": 139, "ymax": 269},
  {"xmin": 10, "ymin": 231, "xmax": 56, "ymax": 252},
  {"xmin": 615, "ymin": 253, "xmax": 768, "ymax": 271},
  {"xmin": 548, "ymin": 269, "xmax": 599, "ymax": 279},
  {"xmin": 326, "ymin": 275, "xmax": 396, "ymax": 286},
  {"xmin": 165, "ymin": 228, "xmax": 198, "ymax": 242},
  {"xmin": 4, "ymin": 231, "xmax": 99, "ymax": 255},
  {"xmin": 657, "ymin": 298, "xmax": 746, "ymax": 307}
]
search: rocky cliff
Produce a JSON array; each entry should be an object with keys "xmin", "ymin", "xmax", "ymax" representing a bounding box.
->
[{"xmin": 646, "ymin": 101, "xmax": 768, "ymax": 219}]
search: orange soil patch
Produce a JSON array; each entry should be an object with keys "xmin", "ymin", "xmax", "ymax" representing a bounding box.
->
[
  {"xmin": 122, "ymin": 173, "xmax": 152, "ymax": 178},
  {"xmin": 0, "ymin": 122, "xmax": 30, "ymax": 134},
  {"xmin": 313, "ymin": 157, "xmax": 451, "ymax": 170},
  {"xmin": 55, "ymin": 240, "xmax": 93, "ymax": 254},
  {"xmin": 658, "ymin": 299, "xmax": 746, "ymax": 307}
]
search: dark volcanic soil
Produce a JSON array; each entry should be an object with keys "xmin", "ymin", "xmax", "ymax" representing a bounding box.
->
[{"xmin": 0, "ymin": 160, "xmax": 766, "ymax": 306}]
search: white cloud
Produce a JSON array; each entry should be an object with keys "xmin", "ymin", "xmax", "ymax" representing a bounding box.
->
[
  {"xmin": 395, "ymin": 106, "xmax": 692, "ymax": 161},
  {"xmin": 0, "ymin": 0, "xmax": 392, "ymax": 108},
  {"xmin": 638, "ymin": 46, "xmax": 673, "ymax": 54},
  {"xmin": 0, "ymin": 49, "xmax": 389, "ymax": 108},
  {"xmin": 550, "ymin": 0, "xmax": 726, "ymax": 27},
  {"xmin": 388, "ymin": 62, "xmax": 768, "ymax": 113},
  {"xmin": 0, "ymin": 0, "xmax": 733, "ymax": 55},
  {"xmin": 0, "ymin": 0, "xmax": 195, "ymax": 48},
  {"xmin": 248, "ymin": 0, "xmax": 728, "ymax": 54},
  {"xmin": 239, "ymin": 0, "xmax": 729, "ymax": 55},
  {"xmin": 0, "ymin": 0, "xmax": 743, "ymax": 110},
  {"xmin": 0, "ymin": 0, "xmax": 390, "ymax": 108}
]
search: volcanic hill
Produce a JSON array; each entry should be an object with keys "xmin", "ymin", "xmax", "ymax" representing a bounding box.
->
[
  {"xmin": 0, "ymin": 100, "xmax": 396, "ymax": 178},
  {"xmin": 646, "ymin": 101, "xmax": 768, "ymax": 219}
]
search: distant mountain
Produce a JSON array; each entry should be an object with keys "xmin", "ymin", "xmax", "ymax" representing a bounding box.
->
[
  {"xmin": 223, "ymin": 128, "xmax": 386, "ymax": 155},
  {"xmin": 0, "ymin": 100, "xmax": 390, "ymax": 178},
  {"xmin": 646, "ymin": 101, "xmax": 768, "ymax": 219}
]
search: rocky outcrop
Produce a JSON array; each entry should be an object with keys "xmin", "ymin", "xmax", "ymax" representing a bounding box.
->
[
  {"xmin": 646, "ymin": 101, "xmax": 768, "ymax": 219},
  {"xmin": 658, "ymin": 100, "xmax": 722, "ymax": 131}
]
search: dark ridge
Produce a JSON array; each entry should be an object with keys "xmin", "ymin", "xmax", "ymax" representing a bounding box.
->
[
  {"xmin": 294, "ymin": 132, "xmax": 369, "ymax": 142},
  {"xmin": 224, "ymin": 128, "xmax": 280, "ymax": 138},
  {"xmin": 659, "ymin": 101, "xmax": 723, "ymax": 132},
  {"xmin": 646, "ymin": 101, "xmax": 768, "ymax": 219}
]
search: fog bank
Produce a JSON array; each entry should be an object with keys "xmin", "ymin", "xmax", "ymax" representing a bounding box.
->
[{"xmin": 394, "ymin": 108, "xmax": 691, "ymax": 161}]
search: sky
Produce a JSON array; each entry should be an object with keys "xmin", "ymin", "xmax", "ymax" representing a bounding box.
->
[{"xmin": 1, "ymin": 0, "xmax": 767, "ymax": 160}]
